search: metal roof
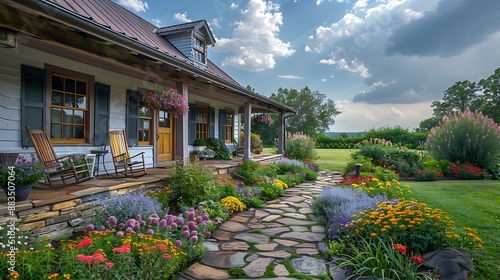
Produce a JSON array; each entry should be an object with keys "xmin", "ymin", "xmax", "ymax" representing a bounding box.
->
[{"xmin": 31, "ymin": 0, "xmax": 295, "ymax": 113}]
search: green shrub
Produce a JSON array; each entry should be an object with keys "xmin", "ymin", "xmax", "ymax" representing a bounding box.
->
[
  {"xmin": 285, "ymin": 133, "xmax": 317, "ymax": 162},
  {"xmin": 167, "ymin": 161, "xmax": 218, "ymax": 208},
  {"xmin": 206, "ymin": 138, "xmax": 232, "ymax": 160},
  {"xmin": 344, "ymin": 155, "xmax": 376, "ymax": 174},
  {"xmin": 236, "ymin": 161, "xmax": 277, "ymax": 184},
  {"xmin": 426, "ymin": 108, "xmax": 500, "ymax": 168},
  {"xmin": 255, "ymin": 178, "xmax": 284, "ymax": 199}
]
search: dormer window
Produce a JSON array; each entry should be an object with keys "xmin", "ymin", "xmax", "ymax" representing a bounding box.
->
[
  {"xmin": 193, "ymin": 36, "xmax": 206, "ymax": 64},
  {"xmin": 156, "ymin": 20, "xmax": 215, "ymax": 66}
]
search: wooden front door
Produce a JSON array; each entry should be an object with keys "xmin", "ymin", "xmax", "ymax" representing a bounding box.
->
[{"xmin": 157, "ymin": 110, "xmax": 173, "ymax": 162}]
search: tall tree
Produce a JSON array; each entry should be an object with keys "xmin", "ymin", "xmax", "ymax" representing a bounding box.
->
[
  {"xmin": 431, "ymin": 80, "xmax": 479, "ymax": 120},
  {"xmin": 478, "ymin": 68, "xmax": 500, "ymax": 123},
  {"xmin": 270, "ymin": 87, "xmax": 341, "ymax": 136}
]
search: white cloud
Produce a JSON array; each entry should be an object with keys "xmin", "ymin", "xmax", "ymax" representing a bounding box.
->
[
  {"xmin": 173, "ymin": 12, "xmax": 191, "ymax": 23},
  {"xmin": 331, "ymin": 101, "xmax": 434, "ymax": 131},
  {"xmin": 277, "ymin": 75, "xmax": 303, "ymax": 79},
  {"xmin": 116, "ymin": 0, "xmax": 148, "ymax": 12},
  {"xmin": 151, "ymin": 18, "xmax": 161, "ymax": 26},
  {"xmin": 231, "ymin": 3, "xmax": 239, "ymax": 9},
  {"xmin": 211, "ymin": 18, "xmax": 221, "ymax": 29},
  {"xmin": 212, "ymin": 0, "xmax": 295, "ymax": 71}
]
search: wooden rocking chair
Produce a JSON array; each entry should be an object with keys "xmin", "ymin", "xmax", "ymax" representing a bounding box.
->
[
  {"xmin": 27, "ymin": 127, "xmax": 91, "ymax": 187},
  {"xmin": 107, "ymin": 129, "xmax": 146, "ymax": 177}
]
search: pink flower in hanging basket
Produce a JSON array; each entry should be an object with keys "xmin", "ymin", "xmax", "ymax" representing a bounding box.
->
[{"xmin": 144, "ymin": 89, "xmax": 189, "ymax": 118}]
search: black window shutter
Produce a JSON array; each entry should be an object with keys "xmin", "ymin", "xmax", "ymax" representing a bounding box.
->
[
  {"xmin": 94, "ymin": 83, "xmax": 110, "ymax": 146},
  {"xmin": 210, "ymin": 107, "xmax": 215, "ymax": 138},
  {"xmin": 219, "ymin": 109, "xmax": 226, "ymax": 141},
  {"xmin": 126, "ymin": 90, "xmax": 140, "ymax": 146},
  {"xmin": 21, "ymin": 65, "xmax": 46, "ymax": 147},
  {"xmin": 188, "ymin": 103, "xmax": 196, "ymax": 144}
]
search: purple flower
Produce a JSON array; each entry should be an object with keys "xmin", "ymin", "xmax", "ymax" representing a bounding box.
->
[
  {"xmin": 190, "ymin": 235, "xmax": 198, "ymax": 244},
  {"xmin": 185, "ymin": 211, "xmax": 195, "ymax": 221},
  {"xmin": 196, "ymin": 206, "xmax": 204, "ymax": 213},
  {"xmin": 125, "ymin": 227, "xmax": 134, "ymax": 234},
  {"xmin": 108, "ymin": 216, "xmax": 118, "ymax": 227},
  {"xmin": 118, "ymin": 223, "xmax": 125, "ymax": 229},
  {"xmin": 205, "ymin": 231, "xmax": 211, "ymax": 238},
  {"xmin": 126, "ymin": 219, "xmax": 137, "ymax": 228},
  {"xmin": 135, "ymin": 214, "xmax": 142, "ymax": 221},
  {"xmin": 116, "ymin": 231, "xmax": 124, "ymax": 238},
  {"xmin": 159, "ymin": 219, "xmax": 167, "ymax": 229},
  {"xmin": 165, "ymin": 215, "xmax": 176, "ymax": 225},
  {"xmin": 201, "ymin": 213, "xmax": 210, "ymax": 221},
  {"xmin": 191, "ymin": 230, "xmax": 198, "ymax": 237},
  {"xmin": 176, "ymin": 217, "xmax": 184, "ymax": 225},
  {"xmin": 98, "ymin": 226, "xmax": 106, "ymax": 231},
  {"xmin": 182, "ymin": 225, "xmax": 189, "ymax": 231},
  {"xmin": 85, "ymin": 224, "xmax": 94, "ymax": 232},
  {"xmin": 140, "ymin": 220, "xmax": 146, "ymax": 227},
  {"xmin": 133, "ymin": 222, "xmax": 140, "ymax": 231},
  {"xmin": 150, "ymin": 213, "xmax": 160, "ymax": 219},
  {"xmin": 187, "ymin": 221, "xmax": 198, "ymax": 230},
  {"xmin": 182, "ymin": 230, "xmax": 190, "ymax": 238},
  {"xmin": 195, "ymin": 216, "xmax": 203, "ymax": 224},
  {"xmin": 149, "ymin": 217, "xmax": 159, "ymax": 226},
  {"xmin": 146, "ymin": 229, "xmax": 154, "ymax": 236},
  {"xmin": 175, "ymin": 240, "xmax": 182, "ymax": 247}
]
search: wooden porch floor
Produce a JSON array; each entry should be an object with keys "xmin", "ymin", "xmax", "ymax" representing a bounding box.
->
[{"xmin": 0, "ymin": 154, "xmax": 283, "ymax": 211}]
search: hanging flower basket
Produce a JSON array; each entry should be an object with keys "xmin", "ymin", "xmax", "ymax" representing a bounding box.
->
[
  {"xmin": 144, "ymin": 89, "xmax": 189, "ymax": 118},
  {"xmin": 253, "ymin": 113, "xmax": 274, "ymax": 125}
]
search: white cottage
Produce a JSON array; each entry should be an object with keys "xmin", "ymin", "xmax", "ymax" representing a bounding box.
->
[{"xmin": 0, "ymin": 0, "xmax": 295, "ymax": 169}]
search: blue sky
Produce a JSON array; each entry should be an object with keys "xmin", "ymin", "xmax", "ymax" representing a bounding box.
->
[{"xmin": 115, "ymin": 0, "xmax": 500, "ymax": 132}]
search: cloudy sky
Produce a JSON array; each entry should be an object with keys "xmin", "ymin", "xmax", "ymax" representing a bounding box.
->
[{"xmin": 115, "ymin": 0, "xmax": 500, "ymax": 132}]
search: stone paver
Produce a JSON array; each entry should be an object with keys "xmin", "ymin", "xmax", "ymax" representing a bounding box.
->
[{"xmin": 178, "ymin": 171, "xmax": 342, "ymax": 280}]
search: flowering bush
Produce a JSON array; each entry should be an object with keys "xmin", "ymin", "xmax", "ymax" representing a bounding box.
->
[
  {"xmin": 0, "ymin": 154, "xmax": 45, "ymax": 186},
  {"xmin": 347, "ymin": 198, "xmax": 483, "ymax": 254},
  {"xmin": 254, "ymin": 178, "xmax": 285, "ymax": 199},
  {"xmin": 447, "ymin": 162, "xmax": 484, "ymax": 179},
  {"xmin": 236, "ymin": 184, "xmax": 263, "ymax": 208},
  {"xmin": 414, "ymin": 168, "xmax": 443, "ymax": 181},
  {"xmin": 144, "ymin": 89, "xmax": 188, "ymax": 118},
  {"xmin": 350, "ymin": 178, "xmax": 411, "ymax": 200},
  {"xmin": 220, "ymin": 196, "xmax": 246, "ymax": 212},
  {"xmin": 285, "ymin": 132, "xmax": 317, "ymax": 162},
  {"xmin": 252, "ymin": 113, "xmax": 274, "ymax": 125},
  {"xmin": 426, "ymin": 108, "xmax": 500, "ymax": 169},
  {"xmin": 311, "ymin": 187, "xmax": 385, "ymax": 239},
  {"xmin": 1, "ymin": 204, "xmax": 224, "ymax": 279}
]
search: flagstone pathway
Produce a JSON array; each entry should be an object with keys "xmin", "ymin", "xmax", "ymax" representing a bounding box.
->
[{"xmin": 177, "ymin": 171, "xmax": 346, "ymax": 280}]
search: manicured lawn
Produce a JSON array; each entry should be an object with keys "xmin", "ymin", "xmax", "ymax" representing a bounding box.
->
[
  {"xmin": 314, "ymin": 148, "xmax": 353, "ymax": 172},
  {"xmin": 408, "ymin": 180, "xmax": 500, "ymax": 279}
]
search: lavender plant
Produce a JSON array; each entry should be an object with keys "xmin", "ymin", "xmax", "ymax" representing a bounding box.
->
[
  {"xmin": 94, "ymin": 191, "xmax": 166, "ymax": 225},
  {"xmin": 311, "ymin": 187, "xmax": 386, "ymax": 239},
  {"xmin": 426, "ymin": 108, "xmax": 500, "ymax": 168}
]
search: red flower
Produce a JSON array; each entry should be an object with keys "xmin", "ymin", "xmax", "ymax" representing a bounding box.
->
[
  {"xmin": 76, "ymin": 254, "xmax": 93, "ymax": 265},
  {"xmin": 112, "ymin": 244, "xmax": 131, "ymax": 253},
  {"xmin": 411, "ymin": 255, "xmax": 425, "ymax": 264},
  {"xmin": 392, "ymin": 243, "xmax": 407, "ymax": 254},
  {"xmin": 76, "ymin": 237, "xmax": 93, "ymax": 248}
]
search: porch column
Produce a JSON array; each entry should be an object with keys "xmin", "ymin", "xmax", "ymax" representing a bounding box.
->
[
  {"xmin": 175, "ymin": 82, "xmax": 189, "ymax": 163},
  {"xmin": 277, "ymin": 111, "xmax": 285, "ymax": 154},
  {"xmin": 243, "ymin": 103, "xmax": 252, "ymax": 161}
]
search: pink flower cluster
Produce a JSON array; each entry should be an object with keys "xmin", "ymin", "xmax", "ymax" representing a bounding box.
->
[
  {"xmin": 253, "ymin": 114, "xmax": 274, "ymax": 125},
  {"xmin": 144, "ymin": 89, "xmax": 189, "ymax": 118}
]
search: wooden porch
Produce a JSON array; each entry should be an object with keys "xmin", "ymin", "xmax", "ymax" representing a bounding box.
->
[{"xmin": 0, "ymin": 154, "xmax": 283, "ymax": 238}]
